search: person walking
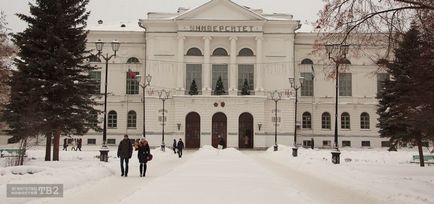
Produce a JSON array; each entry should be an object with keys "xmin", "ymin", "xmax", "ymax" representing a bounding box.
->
[
  {"xmin": 177, "ymin": 138, "xmax": 184, "ymax": 158},
  {"xmin": 137, "ymin": 137, "xmax": 150, "ymax": 177},
  {"xmin": 172, "ymin": 139, "xmax": 177, "ymax": 154},
  {"xmin": 218, "ymin": 135, "xmax": 225, "ymax": 149},
  {"xmin": 117, "ymin": 134, "xmax": 133, "ymax": 177},
  {"xmin": 63, "ymin": 138, "xmax": 68, "ymax": 151},
  {"xmin": 77, "ymin": 138, "xmax": 82, "ymax": 151}
]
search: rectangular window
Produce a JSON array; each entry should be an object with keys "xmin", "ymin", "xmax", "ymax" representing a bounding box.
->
[
  {"xmin": 126, "ymin": 72, "xmax": 139, "ymax": 95},
  {"xmin": 301, "ymin": 73, "xmax": 314, "ymax": 96},
  {"xmin": 107, "ymin": 139, "xmax": 116, "ymax": 145},
  {"xmin": 89, "ymin": 71, "xmax": 101, "ymax": 93},
  {"xmin": 377, "ymin": 73, "xmax": 389, "ymax": 94},
  {"xmin": 302, "ymin": 140, "xmax": 312, "ymax": 147},
  {"xmin": 238, "ymin": 64, "xmax": 254, "ymax": 94},
  {"xmin": 212, "ymin": 64, "xmax": 228, "ymax": 95},
  {"xmin": 322, "ymin": 113, "xmax": 331, "ymax": 129},
  {"xmin": 186, "ymin": 64, "xmax": 202, "ymax": 95},
  {"xmin": 87, "ymin": 139, "xmax": 96, "ymax": 145},
  {"xmin": 339, "ymin": 73, "xmax": 352, "ymax": 96},
  {"xmin": 381, "ymin": 141, "xmax": 390, "ymax": 147},
  {"xmin": 322, "ymin": 140, "xmax": 331, "ymax": 147},
  {"xmin": 361, "ymin": 141, "xmax": 371, "ymax": 147},
  {"xmin": 342, "ymin": 140, "xmax": 351, "ymax": 147}
]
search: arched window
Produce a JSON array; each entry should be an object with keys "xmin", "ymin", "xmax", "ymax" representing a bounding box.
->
[
  {"xmin": 341, "ymin": 112, "xmax": 350, "ymax": 129},
  {"xmin": 302, "ymin": 112, "xmax": 312, "ymax": 129},
  {"xmin": 126, "ymin": 57, "xmax": 140, "ymax": 64},
  {"xmin": 108, "ymin": 111, "xmax": 117, "ymax": 128},
  {"xmin": 301, "ymin": 58, "xmax": 314, "ymax": 64},
  {"xmin": 89, "ymin": 55, "xmax": 101, "ymax": 62},
  {"xmin": 127, "ymin": 111, "xmax": 137, "ymax": 128},
  {"xmin": 212, "ymin": 48, "xmax": 228, "ymax": 56},
  {"xmin": 360, "ymin": 112, "xmax": 370, "ymax": 129},
  {"xmin": 186, "ymin": 47, "xmax": 203, "ymax": 56},
  {"xmin": 321, "ymin": 112, "xmax": 331, "ymax": 129},
  {"xmin": 238, "ymin": 48, "xmax": 254, "ymax": 56}
]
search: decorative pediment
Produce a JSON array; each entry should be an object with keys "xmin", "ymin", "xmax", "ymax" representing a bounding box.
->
[{"xmin": 175, "ymin": 0, "xmax": 265, "ymax": 21}]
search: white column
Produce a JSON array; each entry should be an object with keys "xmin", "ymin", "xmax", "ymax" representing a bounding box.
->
[
  {"xmin": 203, "ymin": 36, "xmax": 212, "ymax": 95},
  {"xmin": 255, "ymin": 36, "xmax": 264, "ymax": 93},
  {"xmin": 229, "ymin": 36, "xmax": 238, "ymax": 95},
  {"xmin": 177, "ymin": 36, "xmax": 185, "ymax": 94}
]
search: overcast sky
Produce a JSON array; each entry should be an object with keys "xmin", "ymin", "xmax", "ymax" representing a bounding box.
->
[{"xmin": 0, "ymin": 0, "xmax": 325, "ymax": 33}]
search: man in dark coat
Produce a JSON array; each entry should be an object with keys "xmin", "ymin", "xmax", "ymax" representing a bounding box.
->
[
  {"xmin": 117, "ymin": 134, "xmax": 133, "ymax": 177},
  {"xmin": 177, "ymin": 138, "xmax": 184, "ymax": 158}
]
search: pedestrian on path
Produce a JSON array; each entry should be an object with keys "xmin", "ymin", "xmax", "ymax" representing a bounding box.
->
[
  {"xmin": 177, "ymin": 138, "xmax": 184, "ymax": 158},
  {"xmin": 63, "ymin": 138, "xmax": 68, "ymax": 151},
  {"xmin": 137, "ymin": 137, "xmax": 150, "ymax": 177},
  {"xmin": 117, "ymin": 134, "xmax": 133, "ymax": 177},
  {"xmin": 77, "ymin": 138, "xmax": 82, "ymax": 151},
  {"xmin": 218, "ymin": 135, "xmax": 225, "ymax": 149},
  {"xmin": 172, "ymin": 139, "xmax": 177, "ymax": 154}
]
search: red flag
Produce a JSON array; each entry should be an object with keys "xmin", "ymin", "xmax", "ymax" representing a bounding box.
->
[{"xmin": 127, "ymin": 69, "xmax": 136, "ymax": 79}]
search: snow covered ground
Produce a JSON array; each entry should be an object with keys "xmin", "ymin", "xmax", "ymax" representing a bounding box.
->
[{"xmin": 0, "ymin": 145, "xmax": 433, "ymax": 204}]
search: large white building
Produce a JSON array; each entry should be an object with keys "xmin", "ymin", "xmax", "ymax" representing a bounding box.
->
[{"xmin": 33, "ymin": 0, "xmax": 389, "ymax": 148}]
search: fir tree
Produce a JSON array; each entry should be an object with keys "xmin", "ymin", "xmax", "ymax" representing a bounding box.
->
[
  {"xmin": 2, "ymin": 0, "xmax": 101, "ymax": 161},
  {"xmin": 214, "ymin": 76, "xmax": 226, "ymax": 95},
  {"xmin": 241, "ymin": 79, "xmax": 250, "ymax": 95},
  {"xmin": 377, "ymin": 23, "xmax": 434, "ymax": 166},
  {"xmin": 188, "ymin": 79, "xmax": 199, "ymax": 95}
]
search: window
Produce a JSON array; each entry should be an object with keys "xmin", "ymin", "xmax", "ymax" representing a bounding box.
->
[
  {"xmin": 212, "ymin": 64, "xmax": 228, "ymax": 95},
  {"xmin": 361, "ymin": 141, "xmax": 371, "ymax": 147},
  {"xmin": 127, "ymin": 111, "xmax": 137, "ymax": 128},
  {"xmin": 302, "ymin": 112, "xmax": 312, "ymax": 129},
  {"xmin": 301, "ymin": 58, "xmax": 314, "ymax": 65},
  {"xmin": 377, "ymin": 73, "xmax": 389, "ymax": 94},
  {"xmin": 186, "ymin": 64, "xmax": 202, "ymax": 94},
  {"xmin": 360, "ymin": 112, "xmax": 370, "ymax": 129},
  {"xmin": 381, "ymin": 141, "xmax": 390, "ymax": 147},
  {"xmin": 301, "ymin": 73, "xmax": 314, "ymax": 96},
  {"xmin": 126, "ymin": 57, "xmax": 140, "ymax": 64},
  {"xmin": 341, "ymin": 112, "xmax": 350, "ymax": 129},
  {"xmin": 339, "ymin": 73, "xmax": 352, "ymax": 96},
  {"xmin": 108, "ymin": 111, "xmax": 117, "ymax": 128},
  {"xmin": 323, "ymin": 140, "xmax": 331, "ymax": 147},
  {"xmin": 238, "ymin": 48, "xmax": 254, "ymax": 56},
  {"xmin": 342, "ymin": 141, "xmax": 351, "ymax": 147},
  {"xmin": 321, "ymin": 112, "xmax": 331, "ymax": 129},
  {"xmin": 126, "ymin": 72, "xmax": 139, "ymax": 95},
  {"xmin": 212, "ymin": 48, "xmax": 228, "ymax": 56},
  {"xmin": 89, "ymin": 71, "xmax": 101, "ymax": 93},
  {"xmin": 238, "ymin": 64, "xmax": 254, "ymax": 93},
  {"xmin": 186, "ymin": 48, "xmax": 203, "ymax": 56},
  {"xmin": 303, "ymin": 140, "xmax": 313, "ymax": 148},
  {"xmin": 87, "ymin": 139, "xmax": 96, "ymax": 145},
  {"xmin": 89, "ymin": 55, "xmax": 101, "ymax": 62},
  {"xmin": 107, "ymin": 139, "xmax": 116, "ymax": 145}
]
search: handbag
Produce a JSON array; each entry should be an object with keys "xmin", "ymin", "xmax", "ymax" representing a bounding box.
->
[{"xmin": 146, "ymin": 153, "xmax": 153, "ymax": 161}]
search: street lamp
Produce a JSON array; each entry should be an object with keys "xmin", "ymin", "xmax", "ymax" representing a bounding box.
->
[
  {"xmin": 158, "ymin": 89, "xmax": 170, "ymax": 152},
  {"xmin": 270, "ymin": 90, "xmax": 282, "ymax": 151},
  {"xmin": 95, "ymin": 39, "xmax": 120, "ymax": 162},
  {"xmin": 325, "ymin": 43, "xmax": 349, "ymax": 164},
  {"xmin": 135, "ymin": 74, "xmax": 152, "ymax": 137},
  {"xmin": 289, "ymin": 76, "xmax": 304, "ymax": 157}
]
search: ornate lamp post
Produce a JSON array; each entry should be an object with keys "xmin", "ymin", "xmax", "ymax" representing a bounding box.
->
[
  {"xmin": 325, "ymin": 43, "xmax": 349, "ymax": 164},
  {"xmin": 270, "ymin": 90, "xmax": 282, "ymax": 151},
  {"xmin": 158, "ymin": 89, "xmax": 170, "ymax": 152},
  {"xmin": 95, "ymin": 39, "xmax": 120, "ymax": 162},
  {"xmin": 289, "ymin": 76, "xmax": 304, "ymax": 157},
  {"xmin": 135, "ymin": 74, "xmax": 152, "ymax": 137}
]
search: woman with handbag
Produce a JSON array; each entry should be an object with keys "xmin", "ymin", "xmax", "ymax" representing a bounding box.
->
[{"xmin": 137, "ymin": 137, "xmax": 150, "ymax": 177}]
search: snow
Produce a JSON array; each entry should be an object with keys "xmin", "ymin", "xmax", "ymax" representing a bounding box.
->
[{"xmin": 0, "ymin": 145, "xmax": 433, "ymax": 204}]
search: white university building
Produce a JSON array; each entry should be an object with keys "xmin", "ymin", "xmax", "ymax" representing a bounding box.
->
[{"xmin": 1, "ymin": 0, "xmax": 391, "ymax": 148}]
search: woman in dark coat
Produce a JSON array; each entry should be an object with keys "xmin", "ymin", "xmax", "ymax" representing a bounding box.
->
[
  {"xmin": 172, "ymin": 139, "xmax": 177, "ymax": 154},
  {"xmin": 137, "ymin": 138, "xmax": 150, "ymax": 177}
]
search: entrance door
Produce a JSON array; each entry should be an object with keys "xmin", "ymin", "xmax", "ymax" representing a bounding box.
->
[
  {"xmin": 239, "ymin": 112, "xmax": 254, "ymax": 148},
  {"xmin": 212, "ymin": 112, "xmax": 227, "ymax": 148},
  {"xmin": 185, "ymin": 112, "xmax": 200, "ymax": 148}
]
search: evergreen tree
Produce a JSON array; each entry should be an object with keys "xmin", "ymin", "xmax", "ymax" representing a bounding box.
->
[
  {"xmin": 214, "ymin": 76, "xmax": 226, "ymax": 95},
  {"xmin": 2, "ymin": 0, "xmax": 101, "ymax": 161},
  {"xmin": 188, "ymin": 79, "xmax": 199, "ymax": 95},
  {"xmin": 377, "ymin": 23, "xmax": 434, "ymax": 166},
  {"xmin": 241, "ymin": 79, "xmax": 250, "ymax": 95}
]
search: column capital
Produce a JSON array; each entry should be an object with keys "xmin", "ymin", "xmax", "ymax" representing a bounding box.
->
[
  {"xmin": 229, "ymin": 36, "xmax": 238, "ymax": 41},
  {"xmin": 203, "ymin": 36, "xmax": 212, "ymax": 41},
  {"xmin": 255, "ymin": 36, "xmax": 264, "ymax": 41}
]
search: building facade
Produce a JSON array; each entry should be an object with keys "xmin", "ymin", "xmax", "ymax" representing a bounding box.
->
[{"xmin": 80, "ymin": 0, "xmax": 388, "ymax": 149}]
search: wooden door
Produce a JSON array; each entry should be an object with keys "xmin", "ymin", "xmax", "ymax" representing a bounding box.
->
[
  {"xmin": 185, "ymin": 112, "xmax": 201, "ymax": 148},
  {"xmin": 239, "ymin": 112, "xmax": 254, "ymax": 148},
  {"xmin": 212, "ymin": 112, "xmax": 227, "ymax": 148}
]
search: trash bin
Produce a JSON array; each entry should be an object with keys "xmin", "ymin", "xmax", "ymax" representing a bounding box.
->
[
  {"xmin": 292, "ymin": 147, "xmax": 298, "ymax": 157},
  {"xmin": 331, "ymin": 150, "xmax": 341, "ymax": 164},
  {"xmin": 99, "ymin": 149, "xmax": 109, "ymax": 162}
]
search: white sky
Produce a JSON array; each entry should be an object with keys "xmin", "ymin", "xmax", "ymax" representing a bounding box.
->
[{"xmin": 0, "ymin": 0, "xmax": 325, "ymax": 33}]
